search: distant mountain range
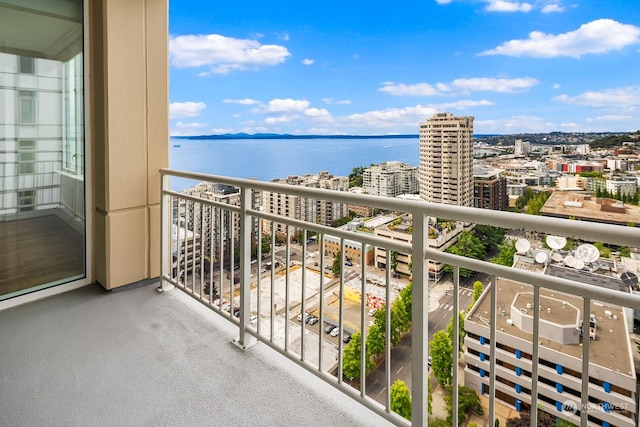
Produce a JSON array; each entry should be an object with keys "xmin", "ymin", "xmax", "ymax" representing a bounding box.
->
[{"xmin": 174, "ymin": 133, "xmax": 501, "ymax": 140}]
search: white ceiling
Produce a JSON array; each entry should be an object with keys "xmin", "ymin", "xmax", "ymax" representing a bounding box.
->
[{"xmin": 0, "ymin": 0, "xmax": 82, "ymax": 61}]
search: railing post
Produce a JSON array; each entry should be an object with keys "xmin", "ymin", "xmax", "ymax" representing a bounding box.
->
[
  {"xmin": 411, "ymin": 211, "xmax": 428, "ymax": 426},
  {"xmin": 158, "ymin": 172, "xmax": 173, "ymax": 292},
  {"xmin": 233, "ymin": 185, "xmax": 255, "ymax": 349}
]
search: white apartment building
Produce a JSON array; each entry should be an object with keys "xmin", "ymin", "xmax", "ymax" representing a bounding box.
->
[
  {"xmin": 179, "ymin": 182, "xmax": 261, "ymax": 261},
  {"xmin": 362, "ymin": 161, "xmax": 418, "ymax": 197},
  {"xmin": 606, "ymin": 178, "xmax": 637, "ymax": 198},
  {"xmin": 514, "ymin": 139, "xmax": 532, "ymax": 156},
  {"xmin": 0, "ymin": 53, "xmax": 84, "ymax": 220},
  {"xmin": 465, "ymin": 241, "xmax": 638, "ymax": 426},
  {"xmin": 264, "ymin": 171, "xmax": 349, "ymax": 234},
  {"xmin": 419, "ymin": 112, "xmax": 474, "ymax": 207}
]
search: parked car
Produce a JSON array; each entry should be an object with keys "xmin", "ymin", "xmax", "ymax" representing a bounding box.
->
[
  {"xmin": 305, "ymin": 315, "xmax": 318, "ymax": 325},
  {"xmin": 330, "ymin": 327, "xmax": 340, "ymax": 337},
  {"xmin": 233, "ymin": 307, "xmax": 241, "ymax": 317},
  {"xmin": 249, "ymin": 314, "xmax": 257, "ymax": 325},
  {"xmin": 368, "ymin": 308, "xmax": 377, "ymax": 317},
  {"xmin": 325, "ymin": 324, "xmax": 336, "ymax": 334},
  {"xmin": 343, "ymin": 334, "xmax": 352, "ymax": 343},
  {"xmin": 345, "ymin": 261, "xmax": 353, "ymax": 266}
]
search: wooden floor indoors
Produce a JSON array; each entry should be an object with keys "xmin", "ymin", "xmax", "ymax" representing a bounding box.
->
[{"xmin": 0, "ymin": 214, "xmax": 84, "ymax": 297}]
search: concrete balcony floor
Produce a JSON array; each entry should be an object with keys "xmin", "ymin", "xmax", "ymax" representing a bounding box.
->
[{"xmin": 0, "ymin": 282, "xmax": 393, "ymax": 427}]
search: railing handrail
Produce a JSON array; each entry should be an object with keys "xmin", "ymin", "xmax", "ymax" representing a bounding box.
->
[
  {"xmin": 161, "ymin": 167, "xmax": 640, "ymax": 427},
  {"xmin": 161, "ymin": 168, "xmax": 640, "ymax": 248}
]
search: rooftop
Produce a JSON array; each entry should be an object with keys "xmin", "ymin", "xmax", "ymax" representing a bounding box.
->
[
  {"xmin": 540, "ymin": 191, "xmax": 640, "ymax": 226},
  {"xmin": 467, "ymin": 278, "xmax": 634, "ymax": 376},
  {"xmin": 0, "ymin": 282, "xmax": 392, "ymax": 427}
]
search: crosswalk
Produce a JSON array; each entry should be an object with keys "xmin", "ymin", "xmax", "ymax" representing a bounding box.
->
[{"xmin": 438, "ymin": 288, "xmax": 472, "ymax": 311}]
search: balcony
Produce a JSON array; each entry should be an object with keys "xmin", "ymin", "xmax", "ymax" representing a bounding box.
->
[
  {"xmin": 159, "ymin": 169, "xmax": 640, "ymax": 426},
  {"xmin": 3, "ymin": 167, "xmax": 640, "ymax": 427}
]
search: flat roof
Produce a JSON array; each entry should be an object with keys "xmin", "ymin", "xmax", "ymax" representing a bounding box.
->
[
  {"xmin": 467, "ymin": 278, "xmax": 634, "ymax": 375},
  {"xmin": 540, "ymin": 191, "xmax": 640, "ymax": 225}
]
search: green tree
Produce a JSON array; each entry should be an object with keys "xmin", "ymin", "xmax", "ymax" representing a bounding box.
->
[
  {"xmin": 593, "ymin": 242, "xmax": 611, "ymax": 258},
  {"xmin": 472, "ymin": 280, "xmax": 484, "ymax": 302},
  {"xmin": 348, "ymin": 166, "xmax": 367, "ymax": 187},
  {"xmin": 491, "ymin": 239, "xmax": 517, "ymax": 266},
  {"xmin": 390, "ymin": 380, "xmax": 412, "ymax": 421},
  {"xmin": 525, "ymin": 192, "xmax": 550, "ymax": 215},
  {"xmin": 444, "ymin": 385, "xmax": 483, "ymax": 425},
  {"xmin": 390, "ymin": 250, "xmax": 398, "ymax": 273},
  {"xmin": 506, "ymin": 409, "xmax": 556, "ymax": 427},
  {"xmin": 398, "ymin": 282, "xmax": 412, "ymax": 318},
  {"xmin": 366, "ymin": 318, "xmax": 386, "ymax": 358},
  {"xmin": 430, "ymin": 330, "xmax": 453, "ymax": 387},
  {"xmin": 444, "ymin": 230, "xmax": 486, "ymax": 277},
  {"xmin": 473, "ymin": 225, "xmax": 506, "ymax": 253},
  {"xmin": 260, "ymin": 238, "xmax": 271, "ymax": 254},
  {"xmin": 332, "ymin": 250, "xmax": 342, "ymax": 276},
  {"xmin": 620, "ymin": 246, "xmax": 631, "ymax": 257},
  {"xmin": 342, "ymin": 332, "xmax": 374, "ymax": 379},
  {"xmin": 446, "ymin": 310, "xmax": 466, "ymax": 354}
]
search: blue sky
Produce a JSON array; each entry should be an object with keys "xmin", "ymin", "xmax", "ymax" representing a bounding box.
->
[{"xmin": 168, "ymin": 0, "xmax": 640, "ymax": 136}]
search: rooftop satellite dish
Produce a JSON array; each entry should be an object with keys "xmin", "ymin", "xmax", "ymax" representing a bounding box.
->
[
  {"xmin": 551, "ymin": 252, "xmax": 564, "ymax": 262},
  {"xmin": 546, "ymin": 235, "xmax": 567, "ymax": 250},
  {"xmin": 535, "ymin": 252, "xmax": 548, "ymax": 264},
  {"xmin": 564, "ymin": 255, "xmax": 576, "ymax": 268},
  {"xmin": 515, "ymin": 238, "xmax": 531, "ymax": 254},
  {"xmin": 575, "ymin": 244, "xmax": 600, "ymax": 263},
  {"xmin": 620, "ymin": 271, "xmax": 639, "ymax": 288},
  {"xmin": 573, "ymin": 258, "xmax": 585, "ymax": 270}
]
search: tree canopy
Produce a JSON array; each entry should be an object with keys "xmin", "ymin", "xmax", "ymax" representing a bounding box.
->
[
  {"xmin": 342, "ymin": 332, "xmax": 374, "ymax": 379},
  {"xmin": 390, "ymin": 380, "xmax": 412, "ymax": 421},
  {"xmin": 430, "ymin": 330, "xmax": 453, "ymax": 387}
]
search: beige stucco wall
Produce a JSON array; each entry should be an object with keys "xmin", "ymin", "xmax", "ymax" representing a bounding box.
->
[{"xmin": 90, "ymin": 0, "xmax": 168, "ymax": 289}]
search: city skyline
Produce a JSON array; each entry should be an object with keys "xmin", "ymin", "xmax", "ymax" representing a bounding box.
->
[{"xmin": 169, "ymin": 0, "xmax": 640, "ymax": 137}]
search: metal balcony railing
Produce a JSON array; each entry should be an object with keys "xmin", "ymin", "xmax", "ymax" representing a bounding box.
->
[{"xmin": 160, "ymin": 168, "xmax": 640, "ymax": 427}]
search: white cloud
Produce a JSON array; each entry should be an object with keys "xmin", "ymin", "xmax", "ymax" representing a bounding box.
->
[
  {"xmin": 267, "ymin": 98, "xmax": 310, "ymax": 112},
  {"xmin": 586, "ymin": 115, "xmax": 634, "ymax": 122},
  {"xmin": 379, "ymin": 82, "xmax": 443, "ymax": 96},
  {"xmin": 323, "ymin": 98, "xmax": 352, "ymax": 105},
  {"xmin": 451, "ymin": 77, "xmax": 538, "ymax": 93},
  {"xmin": 380, "ymin": 77, "xmax": 536, "ymax": 97},
  {"xmin": 480, "ymin": 19, "xmax": 640, "ymax": 58},
  {"xmin": 485, "ymin": 1, "xmax": 533, "ymax": 13},
  {"xmin": 339, "ymin": 100, "xmax": 493, "ymax": 129},
  {"xmin": 302, "ymin": 58, "xmax": 314, "ymax": 65},
  {"xmin": 435, "ymin": 0, "xmax": 452, "ymax": 4},
  {"xmin": 169, "ymin": 101, "xmax": 206, "ymax": 119},
  {"xmin": 169, "ymin": 34, "xmax": 290, "ymax": 73},
  {"xmin": 439, "ymin": 99, "xmax": 495, "ymax": 109},
  {"xmin": 552, "ymin": 83, "xmax": 561, "ymax": 89},
  {"xmin": 223, "ymin": 98, "xmax": 260, "ymax": 105},
  {"xmin": 304, "ymin": 108, "xmax": 334, "ymax": 121},
  {"xmin": 541, "ymin": 2, "xmax": 564, "ymax": 13},
  {"xmin": 475, "ymin": 115, "xmax": 556, "ymax": 133},
  {"xmin": 553, "ymin": 86, "xmax": 640, "ymax": 108},
  {"xmin": 170, "ymin": 121, "xmax": 207, "ymax": 136},
  {"xmin": 264, "ymin": 116, "xmax": 296, "ymax": 124}
]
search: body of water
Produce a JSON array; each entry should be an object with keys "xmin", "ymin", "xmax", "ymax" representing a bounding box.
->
[{"xmin": 170, "ymin": 137, "xmax": 419, "ymax": 191}]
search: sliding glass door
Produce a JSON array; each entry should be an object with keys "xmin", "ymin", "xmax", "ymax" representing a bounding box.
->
[{"xmin": 0, "ymin": 0, "xmax": 86, "ymax": 299}]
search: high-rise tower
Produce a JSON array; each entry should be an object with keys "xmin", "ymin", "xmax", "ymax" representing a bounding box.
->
[{"xmin": 419, "ymin": 112, "xmax": 474, "ymax": 207}]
